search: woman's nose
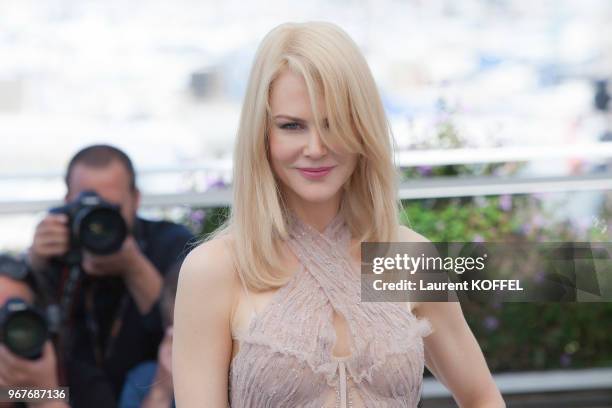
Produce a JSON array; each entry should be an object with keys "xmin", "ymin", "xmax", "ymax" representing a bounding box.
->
[{"xmin": 304, "ymin": 128, "xmax": 327, "ymax": 158}]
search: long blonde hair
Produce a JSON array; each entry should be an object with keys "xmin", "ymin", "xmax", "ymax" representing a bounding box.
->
[{"xmin": 206, "ymin": 21, "xmax": 401, "ymax": 291}]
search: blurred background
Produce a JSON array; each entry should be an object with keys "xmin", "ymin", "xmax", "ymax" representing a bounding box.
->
[{"xmin": 1, "ymin": 0, "xmax": 611, "ymax": 406}]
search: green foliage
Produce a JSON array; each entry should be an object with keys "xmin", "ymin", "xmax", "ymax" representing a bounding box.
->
[
  {"xmin": 402, "ymin": 195, "xmax": 612, "ymax": 372},
  {"xmin": 200, "ymin": 207, "xmax": 230, "ymax": 238}
]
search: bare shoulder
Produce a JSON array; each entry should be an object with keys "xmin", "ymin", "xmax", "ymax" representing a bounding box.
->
[
  {"xmin": 176, "ymin": 235, "xmax": 238, "ymax": 306},
  {"xmin": 173, "ymin": 235, "xmax": 238, "ymax": 342},
  {"xmin": 397, "ymin": 224, "xmax": 430, "ymax": 243},
  {"xmin": 180, "ymin": 235, "xmax": 237, "ymax": 281}
]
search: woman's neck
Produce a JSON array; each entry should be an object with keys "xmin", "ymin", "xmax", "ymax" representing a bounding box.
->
[{"xmin": 284, "ymin": 191, "xmax": 343, "ymax": 233}]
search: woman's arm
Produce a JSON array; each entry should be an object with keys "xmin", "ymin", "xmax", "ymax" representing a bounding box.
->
[
  {"xmin": 172, "ymin": 239, "xmax": 236, "ymax": 407},
  {"xmin": 415, "ymin": 301, "xmax": 505, "ymax": 407},
  {"xmin": 398, "ymin": 226, "xmax": 505, "ymax": 407}
]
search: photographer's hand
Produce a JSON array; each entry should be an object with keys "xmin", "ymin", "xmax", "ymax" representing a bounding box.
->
[
  {"xmin": 81, "ymin": 235, "xmax": 141, "ymax": 277},
  {"xmin": 0, "ymin": 343, "xmax": 68, "ymax": 408},
  {"xmin": 82, "ymin": 236, "xmax": 162, "ymax": 314},
  {"xmin": 27, "ymin": 214, "xmax": 70, "ymax": 273},
  {"xmin": 0, "ymin": 341, "xmax": 60, "ymax": 390}
]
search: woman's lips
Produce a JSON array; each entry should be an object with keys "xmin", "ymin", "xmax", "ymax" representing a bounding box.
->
[{"xmin": 297, "ymin": 166, "xmax": 335, "ymax": 179}]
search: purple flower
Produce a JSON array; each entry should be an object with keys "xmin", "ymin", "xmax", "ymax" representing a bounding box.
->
[
  {"xmin": 572, "ymin": 217, "xmax": 591, "ymax": 236},
  {"xmin": 483, "ymin": 316, "xmax": 499, "ymax": 331},
  {"xmin": 190, "ymin": 210, "xmax": 205, "ymax": 223},
  {"xmin": 532, "ymin": 214, "xmax": 544, "ymax": 227},
  {"xmin": 416, "ymin": 165, "xmax": 433, "ymax": 177},
  {"xmin": 473, "ymin": 234, "xmax": 485, "ymax": 243},
  {"xmin": 534, "ymin": 270, "xmax": 546, "ymax": 284},
  {"xmin": 520, "ymin": 223, "xmax": 533, "ymax": 235},
  {"xmin": 560, "ymin": 353, "xmax": 571, "ymax": 367},
  {"xmin": 206, "ymin": 178, "xmax": 227, "ymax": 190},
  {"xmin": 533, "ymin": 192, "xmax": 550, "ymax": 201},
  {"xmin": 499, "ymin": 195, "xmax": 512, "ymax": 212}
]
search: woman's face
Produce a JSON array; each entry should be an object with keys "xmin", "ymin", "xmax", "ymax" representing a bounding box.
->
[{"xmin": 268, "ymin": 69, "xmax": 358, "ymax": 207}]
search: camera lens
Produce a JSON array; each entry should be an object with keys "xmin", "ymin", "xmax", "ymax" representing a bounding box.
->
[
  {"xmin": 3, "ymin": 309, "xmax": 47, "ymax": 359},
  {"xmin": 79, "ymin": 207, "xmax": 127, "ymax": 254}
]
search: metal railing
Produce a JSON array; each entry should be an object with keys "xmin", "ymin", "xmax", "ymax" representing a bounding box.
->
[
  {"xmin": 422, "ymin": 367, "xmax": 612, "ymax": 407},
  {"xmin": 0, "ymin": 142, "xmax": 611, "ymax": 215}
]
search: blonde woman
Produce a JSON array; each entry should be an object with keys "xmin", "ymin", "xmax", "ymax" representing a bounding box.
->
[{"xmin": 173, "ymin": 22, "xmax": 505, "ymax": 407}]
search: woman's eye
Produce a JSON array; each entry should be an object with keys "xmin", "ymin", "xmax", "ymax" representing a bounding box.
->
[{"xmin": 279, "ymin": 122, "xmax": 303, "ymax": 130}]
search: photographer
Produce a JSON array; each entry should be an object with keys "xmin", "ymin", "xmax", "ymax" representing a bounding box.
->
[
  {"xmin": 0, "ymin": 256, "xmax": 67, "ymax": 408},
  {"xmin": 25, "ymin": 145, "xmax": 194, "ymax": 408}
]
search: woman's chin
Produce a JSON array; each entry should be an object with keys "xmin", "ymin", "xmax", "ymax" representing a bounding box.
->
[{"xmin": 291, "ymin": 187, "xmax": 342, "ymax": 204}]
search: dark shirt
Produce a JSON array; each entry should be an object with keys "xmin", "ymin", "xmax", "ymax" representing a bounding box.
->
[{"xmin": 54, "ymin": 217, "xmax": 193, "ymax": 408}]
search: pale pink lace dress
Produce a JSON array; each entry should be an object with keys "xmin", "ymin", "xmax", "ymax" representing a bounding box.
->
[{"xmin": 229, "ymin": 211, "xmax": 433, "ymax": 407}]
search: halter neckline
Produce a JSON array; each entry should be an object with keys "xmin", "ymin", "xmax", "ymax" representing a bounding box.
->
[{"xmin": 286, "ymin": 209, "xmax": 346, "ymax": 241}]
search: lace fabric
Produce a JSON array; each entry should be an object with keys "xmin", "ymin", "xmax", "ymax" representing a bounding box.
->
[{"xmin": 229, "ymin": 211, "xmax": 433, "ymax": 407}]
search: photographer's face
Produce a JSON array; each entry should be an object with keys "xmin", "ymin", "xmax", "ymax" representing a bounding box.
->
[
  {"xmin": 65, "ymin": 161, "xmax": 140, "ymax": 230},
  {"xmin": 0, "ymin": 276, "xmax": 34, "ymax": 306}
]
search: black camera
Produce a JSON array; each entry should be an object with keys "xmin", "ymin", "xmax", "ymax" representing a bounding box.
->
[
  {"xmin": 50, "ymin": 190, "xmax": 128, "ymax": 263},
  {"xmin": 0, "ymin": 297, "xmax": 48, "ymax": 360},
  {"xmin": 0, "ymin": 255, "xmax": 57, "ymax": 360}
]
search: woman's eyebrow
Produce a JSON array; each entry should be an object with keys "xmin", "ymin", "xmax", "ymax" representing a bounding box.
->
[
  {"xmin": 273, "ymin": 114, "xmax": 306, "ymax": 122},
  {"xmin": 273, "ymin": 115, "xmax": 330, "ymax": 125}
]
